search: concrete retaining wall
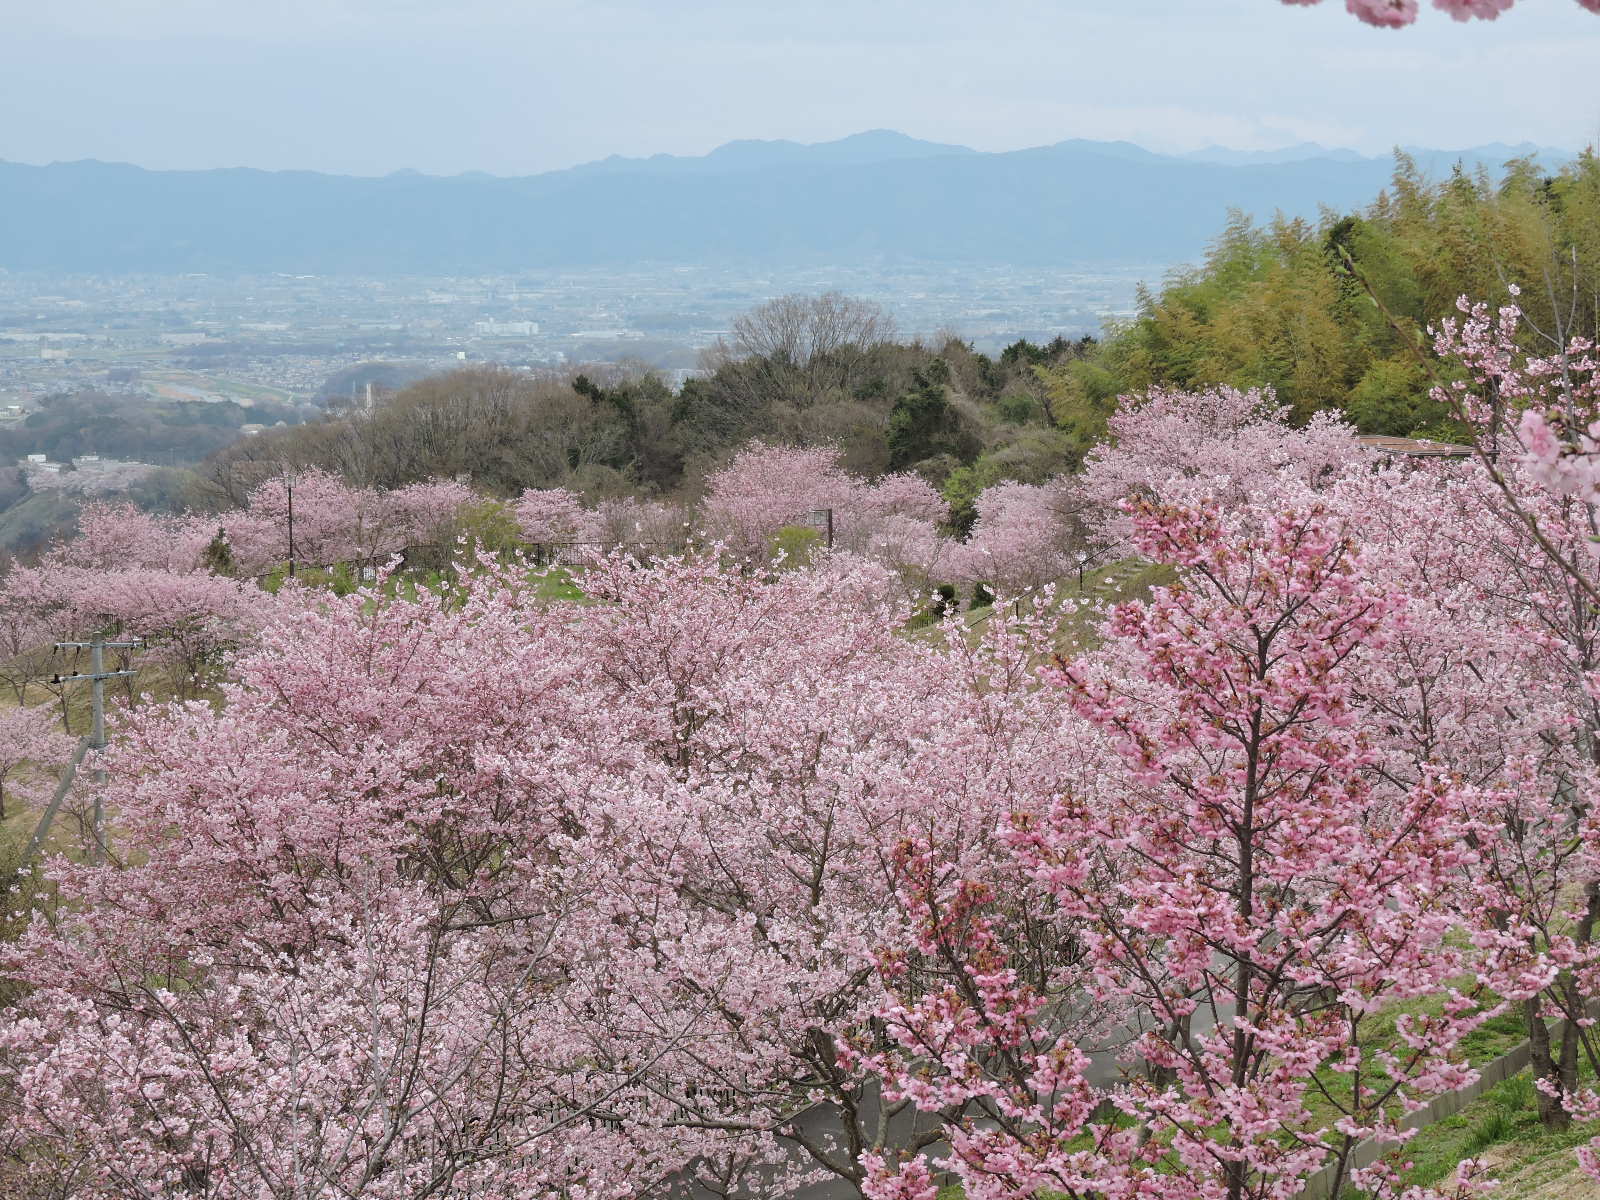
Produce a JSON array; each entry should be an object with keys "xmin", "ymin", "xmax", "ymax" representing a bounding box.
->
[{"xmin": 1299, "ymin": 1011, "xmax": 1583, "ymax": 1199}]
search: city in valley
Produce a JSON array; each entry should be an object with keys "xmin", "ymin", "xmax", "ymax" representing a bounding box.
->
[{"xmin": 0, "ymin": 261, "xmax": 1152, "ymax": 486}]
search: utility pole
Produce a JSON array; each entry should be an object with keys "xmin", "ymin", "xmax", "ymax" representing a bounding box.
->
[
  {"xmin": 232, "ymin": 460, "xmax": 297, "ymax": 577},
  {"xmin": 286, "ymin": 469, "xmax": 297, "ymax": 579},
  {"xmin": 25, "ymin": 632, "xmax": 140, "ymax": 864}
]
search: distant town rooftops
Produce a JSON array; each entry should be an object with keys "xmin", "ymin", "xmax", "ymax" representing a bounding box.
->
[
  {"xmin": 1356, "ymin": 434, "xmax": 1474, "ymax": 459},
  {"xmin": 20, "ymin": 455, "xmax": 157, "ymax": 493}
]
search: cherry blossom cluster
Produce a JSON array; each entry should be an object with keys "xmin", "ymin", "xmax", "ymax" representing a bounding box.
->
[
  {"xmin": 0, "ymin": 474, "xmax": 477, "ymax": 703},
  {"xmin": 697, "ymin": 441, "xmax": 945, "ymax": 560},
  {"xmin": 14, "ymin": 307, "xmax": 1600, "ymax": 1196},
  {"xmin": 0, "ymin": 504, "xmax": 271, "ymax": 700},
  {"xmin": 521, "ymin": 441, "xmax": 1093, "ymax": 599},
  {"xmin": 691, "ymin": 441, "xmax": 1096, "ymax": 596},
  {"xmin": 514, "ymin": 486, "xmax": 689, "ymax": 549},
  {"xmin": 1282, "ymin": 0, "xmax": 1600, "ymax": 27},
  {"xmin": 0, "ymin": 539, "xmax": 1106, "ymax": 1198},
  {"xmin": 861, "ymin": 344, "xmax": 1600, "ymax": 1198},
  {"xmin": 0, "ymin": 704, "xmax": 73, "ymax": 821},
  {"xmin": 863, "ymin": 490, "xmax": 1530, "ymax": 1200},
  {"xmin": 221, "ymin": 470, "xmax": 474, "ymax": 576},
  {"xmin": 1431, "ymin": 291, "xmax": 1600, "ymax": 513}
]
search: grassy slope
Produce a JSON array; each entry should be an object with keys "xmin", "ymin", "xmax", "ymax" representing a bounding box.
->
[
  {"xmin": 1378, "ymin": 1069, "xmax": 1600, "ymax": 1199},
  {"xmin": 0, "ymin": 489, "xmax": 79, "ymax": 557},
  {"xmin": 933, "ymin": 558, "xmax": 1179, "ymax": 653}
]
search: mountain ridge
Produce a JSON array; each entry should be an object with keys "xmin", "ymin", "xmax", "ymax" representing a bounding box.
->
[{"xmin": 0, "ymin": 132, "xmax": 1585, "ymax": 275}]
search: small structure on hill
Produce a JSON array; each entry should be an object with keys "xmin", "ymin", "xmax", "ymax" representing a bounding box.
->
[{"xmin": 1356, "ymin": 434, "xmax": 1474, "ymax": 459}]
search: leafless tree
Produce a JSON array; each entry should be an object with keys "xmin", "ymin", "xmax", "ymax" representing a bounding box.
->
[
  {"xmin": 704, "ymin": 293, "xmax": 897, "ymax": 410},
  {"xmin": 729, "ymin": 292, "xmax": 894, "ymax": 365}
]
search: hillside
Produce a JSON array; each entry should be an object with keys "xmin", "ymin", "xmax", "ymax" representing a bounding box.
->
[{"xmin": 0, "ymin": 134, "xmax": 1574, "ymax": 274}]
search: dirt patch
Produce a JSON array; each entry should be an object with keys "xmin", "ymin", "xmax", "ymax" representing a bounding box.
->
[{"xmin": 1491, "ymin": 1147, "xmax": 1600, "ymax": 1200}]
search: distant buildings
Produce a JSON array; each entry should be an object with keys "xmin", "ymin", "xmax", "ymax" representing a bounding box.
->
[
  {"xmin": 22, "ymin": 454, "xmax": 157, "ymax": 492},
  {"xmin": 0, "ymin": 262, "xmax": 1148, "ymax": 413}
]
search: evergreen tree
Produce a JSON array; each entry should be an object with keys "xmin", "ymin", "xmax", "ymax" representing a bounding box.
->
[
  {"xmin": 886, "ymin": 360, "xmax": 961, "ymax": 471},
  {"xmin": 200, "ymin": 527, "xmax": 235, "ymax": 577}
]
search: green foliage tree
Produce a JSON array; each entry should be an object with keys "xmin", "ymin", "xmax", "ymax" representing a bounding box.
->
[
  {"xmin": 455, "ymin": 498, "xmax": 525, "ymax": 556},
  {"xmin": 200, "ymin": 528, "xmax": 235, "ymax": 577},
  {"xmin": 940, "ymin": 459, "xmax": 1003, "ymax": 537},
  {"xmin": 1067, "ymin": 151, "xmax": 1600, "ymax": 439},
  {"xmin": 885, "ymin": 360, "xmax": 982, "ymax": 475}
]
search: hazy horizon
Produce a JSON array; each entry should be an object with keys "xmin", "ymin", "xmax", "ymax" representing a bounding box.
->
[
  {"xmin": 4, "ymin": 0, "xmax": 1598, "ymax": 178},
  {"xmin": 2, "ymin": 128, "xmax": 1589, "ymax": 181}
]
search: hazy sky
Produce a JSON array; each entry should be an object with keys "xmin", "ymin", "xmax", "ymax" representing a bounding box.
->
[{"xmin": 3, "ymin": 0, "xmax": 1597, "ymax": 176}]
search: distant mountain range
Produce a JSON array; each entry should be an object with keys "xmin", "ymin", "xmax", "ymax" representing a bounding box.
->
[{"xmin": 0, "ymin": 130, "xmax": 1581, "ymax": 274}]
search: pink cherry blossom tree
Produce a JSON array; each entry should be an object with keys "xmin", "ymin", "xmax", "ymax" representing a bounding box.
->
[
  {"xmin": 1307, "ymin": 452, "xmax": 1598, "ymax": 1133},
  {"xmin": 216, "ymin": 471, "xmax": 475, "ymax": 578},
  {"xmin": 950, "ymin": 478, "xmax": 1094, "ymax": 595},
  {"xmin": 863, "ymin": 497, "xmax": 1515, "ymax": 1200},
  {"xmin": 1082, "ymin": 384, "xmax": 1361, "ymax": 542},
  {"xmin": 1386, "ymin": 296, "xmax": 1600, "ymax": 1147},
  {"xmin": 851, "ymin": 472, "xmax": 948, "ymax": 528},
  {"xmin": 0, "ymin": 563, "xmax": 746, "ymax": 1200},
  {"xmin": 221, "ymin": 469, "xmax": 370, "ymax": 575},
  {"xmin": 0, "ymin": 542, "xmax": 1132, "ymax": 1199},
  {"xmin": 854, "ymin": 514, "xmax": 952, "ymax": 604},
  {"xmin": 513, "ymin": 486, "xmax": 598, "ymax": 544},
  {"xmin": 383, "ymin": 477, "xmax": 476, "ymax": 548},
  {"xmin": 0, "ymin": 704, "xmax": 74, "ymax": 821},
  {"xmin": 698, "ymin": 440, "xmax": 956, "ymax": 595},
  {"xmin": 5, "ymin": 562, "xmax": 268, "ymax": 701},
  {"xmin": 1075, "ymin": 358, "xmax": 1600, "ymax": 1147},
  {"xmin": 555, "ymin": 551, "xmax": 1114, "ymax": 1195},
  {"xmin": 589, "ymin": 496, "xmax": 688, "ymax": 550},
  {"xmin": 1074, "ymin": 353, "xmax": 1600, "ymax": 1150},
  {"xmin": 1434, "ymin": 292, "xmax": 1600, "ymax": 558},
  {"xmin": 53, "ymin": 501, "xmax": 215, "ymax": 574},
  {"xmin": 699, "ymin": 441, "xmax": 863, "ymax": 557},
  {"xmin": 0, "ymin": 599, "xmax": 54, "ymax": 706}
]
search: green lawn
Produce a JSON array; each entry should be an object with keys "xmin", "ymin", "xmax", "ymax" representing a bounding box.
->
[{"xmin": 914, "ymin": 557, "xmax": 1177, "ymax": 652}]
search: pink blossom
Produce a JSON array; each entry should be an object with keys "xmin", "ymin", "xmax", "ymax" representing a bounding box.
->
[
  {"xmin": 1281, "ymin": 0, "xmax": 1596, "ymax": 24},
  {"xmin": 513, "ymin": 486, "xmax": 597, "ymax": 543},
  {"xmin": 949, "ymin": 478, "xmax": 1086, "ymax": 593},
  {"xmin": 865, "ymin": 498, "xmax": 1509, "ymax": 1200},
  {"xmin": 698, "ymin": 440, "xmax": 862, "ymax": 556},
  {"xmin": 0, "ymin": 704, "xmax": 73, "ymax": 820}
]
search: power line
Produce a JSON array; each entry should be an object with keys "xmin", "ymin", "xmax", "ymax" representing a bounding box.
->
[{"xmin": 25, "ymin": 632, "xmax": 141, "ymax": 864}]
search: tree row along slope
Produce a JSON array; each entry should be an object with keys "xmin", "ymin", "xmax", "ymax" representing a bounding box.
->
[{"xmin": 193, "ymin": 153, "xmax": 1599, "ymax": 546}]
